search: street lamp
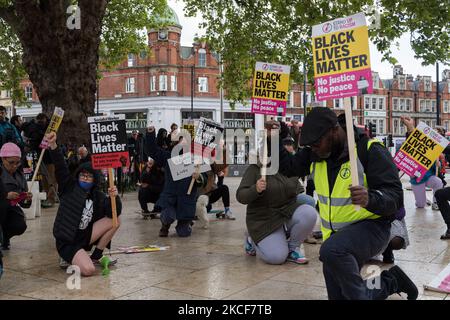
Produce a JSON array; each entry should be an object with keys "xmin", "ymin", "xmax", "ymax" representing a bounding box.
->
[
  {"xmin": 437, "ymin": 62, "xmax": 441, "ymax": 125},
  {"xmin": 190, "ymin": 48, "xmax": 196, "ymax": 120}
]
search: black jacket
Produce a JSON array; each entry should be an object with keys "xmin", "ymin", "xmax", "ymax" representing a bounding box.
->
[
  {"xmin": 50, "ymin": 147, "xmax": 122, "ymax": 244},
  {"xmin": 141, "ymin": 167, "xmax": 164, "ymax": 194},
  {"xmin": 279, "ymin": 128, "xmax": 403, "ymax": 217}
]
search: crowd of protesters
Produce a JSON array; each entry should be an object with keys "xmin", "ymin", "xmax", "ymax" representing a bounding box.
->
[{"xmin": 4, "ymin": 106, "xmax": 450, "ymax": 301}]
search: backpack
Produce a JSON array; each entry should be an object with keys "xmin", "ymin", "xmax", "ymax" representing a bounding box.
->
[{"xmin": 0, "ymin": 124, "xmax": 20, "ymax": 148}]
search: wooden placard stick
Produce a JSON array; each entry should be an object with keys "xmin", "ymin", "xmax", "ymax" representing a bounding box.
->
[
  {"xmin": 187, "ymin": 164, "xmax": 200, "ymax": 195},
  {"xmin": 108, "ymin": 168, "xmax": 118, "ymax": 228},
  {"xmin": 261, "ymin": 129, "xmax": 268, "ymax": 181},
  {"xmin": 344, "ymin": 97, "xmax": 360, "ymax": 211}
]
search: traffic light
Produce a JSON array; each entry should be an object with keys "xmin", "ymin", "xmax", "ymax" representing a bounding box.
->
[
  {"xmin": 387, "ymin": 134, "xmax": 394, "ymax": 147},
  {"xmin": 369, "ymin": 122, "xmax": 377, "ymax": 138}
]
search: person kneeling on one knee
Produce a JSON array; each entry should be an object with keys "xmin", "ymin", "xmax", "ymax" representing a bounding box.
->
[
  {"xmin": 47, "ymin": 132, "xmax": 122, "ymax": 277},
  {"xmin": 0, "ymin": 142, "xmax": 31, "ymax": 250},
  {"xmin": 237, "ymin": 126, "xmax": 318, "ymax": 265}
]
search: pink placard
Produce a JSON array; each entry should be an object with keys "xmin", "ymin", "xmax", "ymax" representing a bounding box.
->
[
  {"xmin": 393, "ymin": 150, "xmax": 428, "ymax": 182},
  {"xmin": 251, "ymin": 98, "xmax": 286, "ymax": 116},
  {"xmin": 315, "ymin": 68, "xmax": 373, "ymax": 101}
]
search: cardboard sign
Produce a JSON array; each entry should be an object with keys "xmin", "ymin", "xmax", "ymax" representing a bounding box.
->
[
  {"xmin": 393, "ymin": 122, "xmax": 449, "ymax": 182},
  {"xmin": 424, "ymin": 262, "xmax": 450, "ymax": 294},
  {"xmin": 88, "ymin": 114, "xmax": 130, "ymax": 169},
  {"xmin": 312, "ymin": 12, "xmax": 373, "ymax": 101},
  {"xmin": 168, "ymin": 153, "xmax": 210, "ymax": 181},
  {"xmin": 39, "ymin": 107, "xmax": 64, "ymax": 149},
  {"xmin": 251, "ymin": 62, "xmax": 290, "ymax": 116},
  {"xmin": 182, "ymin": 119, "xmax": 195, "ymax": 142},
  {"xmin": 193, "ymin": 117, "xmax": 224, "ymax": 159}
]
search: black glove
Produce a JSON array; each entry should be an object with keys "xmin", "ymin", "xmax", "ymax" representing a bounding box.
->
[{"xmin": 280, "ymin": 121, "xmax": 290, "ymax": 140}]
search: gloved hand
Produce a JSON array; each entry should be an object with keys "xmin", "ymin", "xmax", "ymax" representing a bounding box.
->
[{"xmin": 280, "ymin": 121, "xmax": 290, "ymax": 140}]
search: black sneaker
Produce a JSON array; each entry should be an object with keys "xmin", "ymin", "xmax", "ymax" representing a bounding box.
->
[
  {"xmin": 382, "ymin": 247, "xmax": 395, "ymax": 264},
  {"xmin": 1, "ymin": 237, "xmax": 10, "ymax": 251},
  {"xmin": 388, "ymin": 265, "xmax": 418, "ymax": 300},
  {"xmin": 440, "ymin": 229, "xmax": 450, "ymax": 240},
  {"xmin": 159, "ymin": 224, "xmax": 170, "ymax": 237},
  {"xmin": 312, "ymin": 231, "xmax": 323, "ymax": 239}
]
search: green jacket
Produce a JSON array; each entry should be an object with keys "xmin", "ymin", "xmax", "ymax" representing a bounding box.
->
[{"xmin": 236, "ymin": 164, "xmax": 300, "ymax": 244}]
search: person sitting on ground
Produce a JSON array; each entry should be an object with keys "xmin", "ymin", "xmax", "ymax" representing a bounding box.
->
[
  {"xmin": 139, "ymin": 159, "xmax": 164, "ymax": 218},
  {"xmin": 197, "ymin": 163, "xmax": 235, "ymax": 220},
  {"xmin": 236, "ymin": 121, "xmax": 317, "ymax": 265},
  {"xmin": 46, "ymin": 132, "xmax": 121, "ymax": 276},
  {"xmin": 0, "ymin": 143, "xmax": 31, "ymax": 250},
  {"xmin": 146, "ymin": 126, "xmax": 202, "ymax": 237}
]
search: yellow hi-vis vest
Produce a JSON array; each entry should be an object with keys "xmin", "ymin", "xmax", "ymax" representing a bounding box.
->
[{"xmin": 311, "ymin": 139, "xmax": 381, "ymax": 241}]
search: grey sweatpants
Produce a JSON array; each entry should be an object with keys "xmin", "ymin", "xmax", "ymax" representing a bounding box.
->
[{"xmin": 253, "ymin": 204, "xmax": 317, "ymax": 265}]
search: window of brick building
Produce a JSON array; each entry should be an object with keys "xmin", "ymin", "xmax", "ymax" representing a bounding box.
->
[
  {"xmin": 125, "ymin": 78, "xmax": 135, "ymax": 93},
  {"xmin": 198, "ymin": 77, "xmax": 208, "ymax": 92},
  {"xmin": 171, "ymin": 75, "xmax": 177, "ymax": 91},
  {"xmin": 159, "ymin": 75, "xmax": 167, "ymax": 91},
  {"xmin": 25, "ymin": 85, "xmax": 33, "ymax": 100},
  {"xmin": 128, "ymin": 54, "xmax": 136, "ymax": 67},
  {"xmin": 150, "ymin": 76, "xmax": 156, "ymax": 92},
  {"xmin": 198, "ymin": 49, "xmax": 206, "ymax": 67}
]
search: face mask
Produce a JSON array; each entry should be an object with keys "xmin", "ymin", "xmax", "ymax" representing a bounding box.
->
[{"xmin": 79, "ymin": 181, "xmax": 94, "ymax": 191}]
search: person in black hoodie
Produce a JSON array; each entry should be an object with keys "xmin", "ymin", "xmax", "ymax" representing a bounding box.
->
[
  {"xmin": 46, "ymin": 132, "xmax": 122, "ymax": 276},
  {"xmin": 139, "ymin": 159, "xmax": 164, "ymax": 218}
]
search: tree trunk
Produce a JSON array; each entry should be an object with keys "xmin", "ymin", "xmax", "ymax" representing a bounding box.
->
[{"xmin": 11, "ymin": 0, "xmax": 108, "ymax": 145}]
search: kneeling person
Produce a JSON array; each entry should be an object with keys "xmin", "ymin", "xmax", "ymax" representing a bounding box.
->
[{"xmin": 47, "ymin": 133, "xmax": 122, "ymax": 276}]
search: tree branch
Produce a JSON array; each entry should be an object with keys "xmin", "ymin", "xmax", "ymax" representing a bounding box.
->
[{"xmin": 0, "ymin": 5, "xmax": 19, "ymax": 31}]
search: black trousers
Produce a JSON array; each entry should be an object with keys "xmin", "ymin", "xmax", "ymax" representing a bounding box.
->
[
  {"xmin": 319, "ymin": 219, "xmax": 398, "ymax": 300},
  {"xmin": 435, "ymin": 187, "xmax": 450, "ymax": 228},
  {"xmin": 0, "ymin": 206, "xmax": 27, "ymax": 243},
  {"xmin": 138, "ymin": 188, "xmax": 161, "ymax": 212},
  {"xmin": 306, "ymin": 179, "xmax": 315, "ymax": 197},
  {"xmin": 206, "ymin": 185, "xmax": 230, "ymax": 212}
]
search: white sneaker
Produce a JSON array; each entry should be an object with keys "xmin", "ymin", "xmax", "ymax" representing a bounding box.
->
[
  {"xmin": 59, "ymin": 258, "xmax": 70, "ymax": 269},
  {"xmin": 224, "ymin": 209, "xmax": 236, "ymax": 220}
]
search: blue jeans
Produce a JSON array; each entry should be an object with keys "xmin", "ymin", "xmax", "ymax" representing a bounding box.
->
[
  {"xmin": 160, "ymin": 206, "xmax": 192, "ymax": 237},
  {"xmin": 296, "ymin": 193, "xmax": 316, "ymax": 207}
]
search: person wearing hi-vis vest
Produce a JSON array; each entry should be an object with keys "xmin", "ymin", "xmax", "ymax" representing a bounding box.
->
[{"xmin": 278, "ymin": 107, "xmax": 418, "ymax": 300}]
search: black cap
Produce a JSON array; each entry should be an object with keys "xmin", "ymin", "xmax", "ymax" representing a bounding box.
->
[{"xmin": 300, "ymin": 107, "xmax": 337, "ymax": 146}]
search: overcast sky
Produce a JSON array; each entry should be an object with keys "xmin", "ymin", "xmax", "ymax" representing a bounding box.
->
[{"xmin": 168, "ymin": 0, "xmax": 448, "ymax": 81}]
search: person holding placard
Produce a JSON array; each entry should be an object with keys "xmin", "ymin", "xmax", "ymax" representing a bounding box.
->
[
  {"xmin": 146, "ymin": 126, "xmax": 202, "ymax": 237},
  {"xmin": 46, "ymin": 132, "xmax": 121, "ymax": 276},
  {"xmin": 278, "ymin": 107, "xmax": 417, "ymax": 300},
  {"xmin": 0, "ymin": 143, "xmax": 31, "ymax": 250},
  {"xmin": 400, "ymin": 116, "xmax": 443, "ymax": 210}
]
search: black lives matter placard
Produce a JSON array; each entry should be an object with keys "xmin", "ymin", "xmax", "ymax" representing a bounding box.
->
[
  {"xmin": 193, "ymin": 117, "xmax": 224, "ymax": 159},
  {"xmin": 88, "ymin": 114, "xmax": 129, "ymax": 169}
]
